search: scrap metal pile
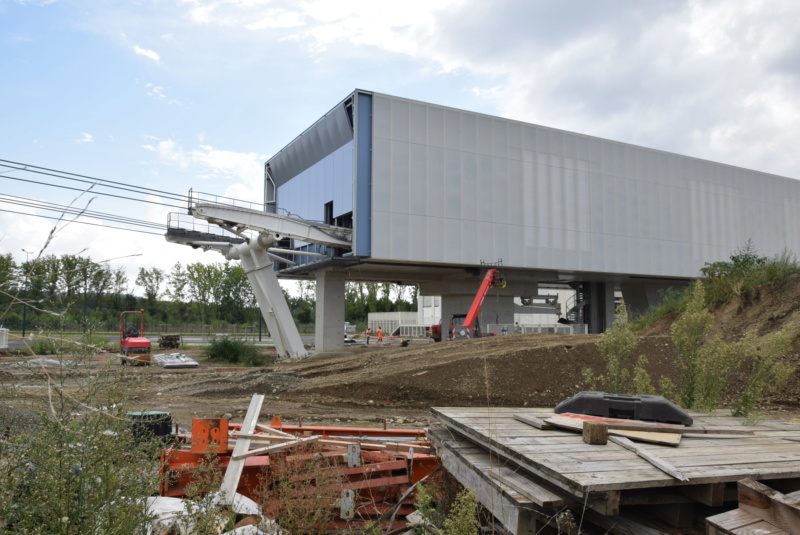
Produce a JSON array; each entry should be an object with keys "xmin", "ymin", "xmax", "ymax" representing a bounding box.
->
[{"xmin": 159, "ymin": 394, "xmax": 440, "ymax": 532}]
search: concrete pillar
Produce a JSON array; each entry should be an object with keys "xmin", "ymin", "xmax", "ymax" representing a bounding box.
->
[
  {"xmin": 586, "ymin": 281, "xmax": 615, "ymax": 333},
  {"xmin": 314, "ymin": 269, "xmax": 346, "ymax": 352}
]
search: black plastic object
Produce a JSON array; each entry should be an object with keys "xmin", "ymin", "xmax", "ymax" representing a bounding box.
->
[
  {"xmin": 554, "ymin": 391, "xmax": 693, "ymax": 425},
  {"xmin": 129, "ymin": 411, "xmax": 173, "ymax": 441}
]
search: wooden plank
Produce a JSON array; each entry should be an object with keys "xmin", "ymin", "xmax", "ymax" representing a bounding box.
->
[
  {"xmin": 429, "ymin": 429, "xmax": 566, "ymax": 508},
  {"xmin": 582, "ymin": 509, "xmax": 673, "ymax": 535},
  {"xmin": 553, "ymin": 413, "xmax": 756, "ymax": 435},
  {"xmin": 218, "ymin": 394, "xmax": 264, "ymax": 505},
  {"xmin": 254, "ymin": 423, "xmax": 294, "ymax": 438},
  {"xmin": 648, "ymin": 503, "xmax": 694, "ymax": 529},
  {"xmin": 608, "ymin": 436, "xmax": 688, "ymax": 481},
  {"xmin": 730, "ymin": 520, "xmax": 790, "ymax": 534},
  {"xmin": 513, "ymin": 413, "xmax": 555, "ymax": 430},
  {"xmin": 678, "ymin": 482, "xmax": 726, "ymax": 506},
  {"xmin": 545, "ymin": 416, "xmax": 682, "ymax": 446},
  {"xmin": 430, "ymin": 430, "xmax": 545, "ymax": 534},
  {"xmin": 232, "ymin": 435, "xmax": 319, "ymax": 460},
  {"xmin": 433, "ymin": 408, "xmax": 800, "ymax": 493},
  {"xmin": 707, "ymin": 508, "xmax": 763, "ymax": 533},
  {"xmin": 737, "ymin": 478, "xmax": 800, "ymax": 534}
]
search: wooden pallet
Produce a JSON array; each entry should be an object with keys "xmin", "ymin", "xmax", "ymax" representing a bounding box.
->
[
  {"xmin": 707, "ymin": 478, "xmax": 800, "ymax": 534},
  {"xmin": 431, "ymin": 407, "xmax": 800, "ymax": 534}
]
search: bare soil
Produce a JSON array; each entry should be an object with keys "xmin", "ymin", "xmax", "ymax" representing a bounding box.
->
[{"xmin": 5, "ymin": 274, "xmax": 800, "ymax": 429}]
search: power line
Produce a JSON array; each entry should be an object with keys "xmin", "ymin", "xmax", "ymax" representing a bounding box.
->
[
  {"xmin": 0, "ymin": 208, "xmax": 165, "ymax": 236},
  {"xmin": 0, "ymin": 173, "xmax": 188, "ymax": 211},
  {"xmin": 0, "ymin": 159, "xmax": 189, "ymax": 203},
  {"xmin": 0, "ymin": 196, "xmax": 166, "ymax": 231}
]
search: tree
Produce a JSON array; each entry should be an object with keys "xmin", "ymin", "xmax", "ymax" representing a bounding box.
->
[
  {"xmin": 166, "ymin": 262, "xmax": 189, "ymax": 322},
  {"xmin": 136, "ymin": 267, "xmax": 165, "ymax": 313},
  {"xmin": 110, "ymin": 266, "xmax": 128, "ymax": 311},
  {"xmin": 185, "ymin": 262, "xmax": 219, "ymax": 324}
]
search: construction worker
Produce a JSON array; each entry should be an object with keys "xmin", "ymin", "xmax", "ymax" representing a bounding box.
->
[
  {"xmin": 365, "ymin": 326, "xmax": 371, "ymax": 344},
  {"xmin": 377, "ymin": 326, "xmax": 383, "ymax": 344}
]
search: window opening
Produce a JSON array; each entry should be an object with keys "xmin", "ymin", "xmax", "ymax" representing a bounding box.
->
[{"xmin": 264, "ymin": 165, "xmax": 277, "ymax": 213}]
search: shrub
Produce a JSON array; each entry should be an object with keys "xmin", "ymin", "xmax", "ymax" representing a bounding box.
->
[
  {"xmin": 205, "ymin": 335, "xmax": 264, "ymax": 366},
  {"xmin": 701, "ymin": 241, "xmax": 800, "ymax": 305},
  {"xmin": 32, "ymin": 337, "xmax": 63, "ymax": 355},
  {"xmin": 732, "ymin": 324, "xmax": 795, "ymax": 417},
  {"xmin": 633, "ymin": 286, "xmax": 690, "ymax": 330},
  {"xmin": 670, "ymin": 281, "xmax": 740, "ymax": 410},
  {"xmin": 442, "ymin": 489, "xmax": 479, "ymax": 535},
  {"xmin": 585, "ymin": 301, "xmax": 640, "ymax": 394},
  {"xmin": 0, "ymin": 347, "xmax": 163, "ymax": 533}
]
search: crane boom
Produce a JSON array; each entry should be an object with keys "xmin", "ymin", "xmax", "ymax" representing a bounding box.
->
[{"xmin": 453, "ymin": 268, "xmax": 506, "ymax": 339}]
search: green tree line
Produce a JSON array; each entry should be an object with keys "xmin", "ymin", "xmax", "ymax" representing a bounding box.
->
[{"xmin": 0, "ymin": 253, "xmax": 417, "ymax": 331}]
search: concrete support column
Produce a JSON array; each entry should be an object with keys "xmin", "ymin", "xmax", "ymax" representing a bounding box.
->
[
  {"xmin": 314, "ymin": 269, "xmax": 346, "ymax": 352},
  {"xmin": 586, "ymin": 281, "xmax": 615, "ymax": 334}
]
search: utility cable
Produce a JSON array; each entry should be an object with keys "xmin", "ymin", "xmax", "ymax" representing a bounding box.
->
[
  {"xmin": 0, "ymin": 173, "xmax": 187, "ymax": 210},
  {"xmin": 0, "ymin": 159, "xmax": 189, "ymax": 203},
  {"xmin": 0, "ymin": 194, "xmax": 167, "ymax": 230},
  {"xmin": 0, "ymin": 208, "xmax": 165, "ymax": 236}
]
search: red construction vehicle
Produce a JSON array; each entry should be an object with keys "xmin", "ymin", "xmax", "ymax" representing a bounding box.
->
[
  {"xmin": 119, "ymin": 310, "xmax": 152, "ymax": 365},
  {"xmin": 430, "ymin": 268, "xmax": 506, "ymax": 342}
]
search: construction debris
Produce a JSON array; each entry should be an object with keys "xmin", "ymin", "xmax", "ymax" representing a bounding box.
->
[
  {"xmin": 152, "ymin": 352, "xmax": 199, "ymax": 368},
  {"xmin": 158, "ymin": 334, "xmax": 182, "ymax": 349},
  {"xmin": 160, "ymin": 394, "xmax": 440, "ymax": 532}
]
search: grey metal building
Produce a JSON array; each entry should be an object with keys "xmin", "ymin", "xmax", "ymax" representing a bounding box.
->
[{"xmin": 265, "ymin": 89, "xmax": 800, "ymax": 350}]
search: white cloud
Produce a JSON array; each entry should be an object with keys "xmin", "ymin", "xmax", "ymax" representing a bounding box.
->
[
  {"xmin": 142, "ymin": 137, "xmax": 266, "ymax": 200},
  {"xmin": 133, "ymin": 45, "xmax": 160, "ymax": 62},
  {"xmin": 75, "ymin": 132, "xmax": 94, "ymax": 144}
]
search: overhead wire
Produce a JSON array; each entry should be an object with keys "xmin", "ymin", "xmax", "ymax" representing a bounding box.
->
[
  {"xmin": 0, "ymin": 159, "xmax": 189, "ymax": 203},
  {"xmin": 0, "ymin": 194, "xmax": 167, "ymax": 230},
  {"xmin": 0, "ymin": 171, "xmax": 188, "ymax": 211},
  {"xmin": 0, "ymin": 208, "xmax": 165, "ymax": 236},
  {"xmin": 0, "ymin": 158, "xmax": 261, "ymax": 239}
]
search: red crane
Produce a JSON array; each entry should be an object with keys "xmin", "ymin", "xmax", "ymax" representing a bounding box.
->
[{"xmin": 430, "ymin": 268, "xmax": 506, "ymax": 341}]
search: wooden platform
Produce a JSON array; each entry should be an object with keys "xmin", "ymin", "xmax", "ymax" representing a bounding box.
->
[{"xmin": 431, "ymin": 407, "xmax": 800, "ymax": 534}]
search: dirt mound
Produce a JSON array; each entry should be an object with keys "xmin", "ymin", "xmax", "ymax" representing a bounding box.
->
[{"xmin": 7, "ymin": 277, "xmax": 800, "ymax": 427}]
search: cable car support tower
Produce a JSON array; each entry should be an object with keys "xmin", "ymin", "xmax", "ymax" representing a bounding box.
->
[{"xmin": 165, "ymin": 191, "xmax": 352, "ymax": 359}]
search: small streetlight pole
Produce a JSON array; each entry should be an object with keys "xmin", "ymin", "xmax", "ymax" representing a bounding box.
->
[{"xmin": 21, "ymin": 249, "xmax": 32, "ymax": 339}]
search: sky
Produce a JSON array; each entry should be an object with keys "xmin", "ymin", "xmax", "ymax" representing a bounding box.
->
[{"xmin": 1, "ymin": 0, "xmax": 800, "ymax": 294}]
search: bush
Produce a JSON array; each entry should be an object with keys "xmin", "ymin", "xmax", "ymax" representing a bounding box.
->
[
  {"xmin": 585, "ymin": 301, "xmax": 640, "ymax": 394},
  {"xmin": 701, "ymin": 241, "xmax": 800, "ymax": 305},
  {"xmin": 670, "ymin": 281, "xmax": 740, "ymax": 411},
  {"xmin": 633, "ymin": 286, "xmax": 690, "ymax": 330},
  {"xmin": 32, "ymin": 337, "xmax": 63, "ymax": 355},
  {"xmin": 0, "ymin": 346, "xmax": 163, "ymax": 533},
  {"xmin": 205, "ymin": 335, "xmax": 265, "ymax": 366},
  {"xmin": 732, "ymin": 325, "xmax": 795, "ymax": 417}
]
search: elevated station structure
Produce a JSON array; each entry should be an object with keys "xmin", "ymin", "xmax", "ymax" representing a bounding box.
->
[{"xmin": 168, "ymin": 89, "xmax": 800, "ymax": 353}]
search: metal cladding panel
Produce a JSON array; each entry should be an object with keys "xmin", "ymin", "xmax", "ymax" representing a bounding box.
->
[
  {"xmin": 277, "ymin": 141, "xmax": 353, "ymax": 222},
  {"xmin": 267, "ymin": 101, "xmax": 353, "ymax": 187},
  {"xmin": 369, "ymin": 92, "xmax": 800, "ymax": 278}
]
